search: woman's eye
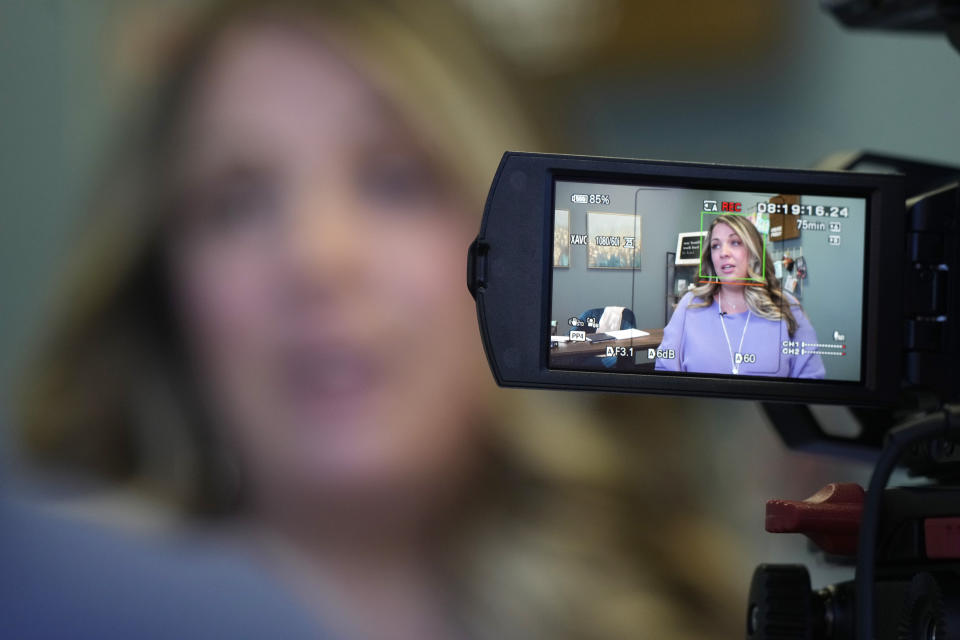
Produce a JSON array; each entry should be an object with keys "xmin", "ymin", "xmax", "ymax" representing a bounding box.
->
[
  {"xmin": 358, "ymin": 156, "xmax": 440, "ymax": 210},
  {"xmin": 194, "ymin": 174, "xmax": 279, "ymax": 233}
]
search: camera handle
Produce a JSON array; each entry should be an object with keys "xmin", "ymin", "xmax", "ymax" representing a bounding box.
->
[{"xmin": 824, "ymin": 0, "xmax": 960, "ymax": 55}]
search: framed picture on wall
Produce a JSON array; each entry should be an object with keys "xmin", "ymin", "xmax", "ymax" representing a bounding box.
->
[
  {"xmin": 586, "ymin": 212, "xmax": 641, "ymax": 269},
  {"xmin": 675, "ymin": 231, "xmax": 706, "ymax": 265},
  {"xmin": 553, "ymin": 209, "xmax": 570, "ymax": 268}
]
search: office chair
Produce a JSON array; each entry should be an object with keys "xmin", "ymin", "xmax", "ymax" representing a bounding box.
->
[
  {"xmin": 576, "ymin": 306, "xmax": 637, "ymax": 369},
  {"xmin": 577, "ymin": 307, "xmax": 636, "ymax": 334}
]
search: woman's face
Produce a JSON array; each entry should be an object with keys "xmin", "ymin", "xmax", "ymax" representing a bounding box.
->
[
  {"xmin": 709, "ymin": 222, "xmax": 749, "ymax": 282},
  {"xmin": 167, "ymin": 22, "xmax": 491, "ymax": 516}
]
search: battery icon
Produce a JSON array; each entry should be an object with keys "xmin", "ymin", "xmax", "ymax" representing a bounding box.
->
[{"xmin": 571, "ymin": 194, "xmax": 588, "ymax": 204}]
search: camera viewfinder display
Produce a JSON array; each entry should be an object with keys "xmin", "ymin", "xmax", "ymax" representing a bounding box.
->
[{"xmin": 549, "ymin": 180, "xmax": 867, "ymax": 382}]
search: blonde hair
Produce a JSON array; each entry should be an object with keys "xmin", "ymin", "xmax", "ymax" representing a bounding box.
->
[
  {"xmin": 17, "ymin": 2, "xmax": 744, "ymax": 638},
  {"xmin": 690, "ymin": 213, "xmax": 799, "ymax": 336}
]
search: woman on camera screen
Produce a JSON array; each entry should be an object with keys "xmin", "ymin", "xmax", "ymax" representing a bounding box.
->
[{"xmin": 656, "ymin": 214, "xmax": 825, "ymax": 378}]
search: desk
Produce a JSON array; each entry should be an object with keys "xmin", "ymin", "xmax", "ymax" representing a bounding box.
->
[{"xmin": 549, "ymin": 329, "xmax": 664, "ymax": 367}]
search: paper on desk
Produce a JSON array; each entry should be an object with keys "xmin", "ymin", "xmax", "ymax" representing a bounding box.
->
[
  {"xmin": 550, "ymin": 335, "xmax": 570, "ymax": 343},
  {"xmin": 605, "ymin": 328, "xmax": 650, "ymax": 339}
]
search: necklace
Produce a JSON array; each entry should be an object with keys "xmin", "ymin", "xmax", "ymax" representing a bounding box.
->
[
  {"xmin": 719, "ymin": 290, "xmax": 751, "ymax": 375},
  {"xmin": 723, "ymin": 289, "xmax": 744, "ymax": 311}
]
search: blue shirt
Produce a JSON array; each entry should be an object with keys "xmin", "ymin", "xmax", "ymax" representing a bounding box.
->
[
  {"xmin": 0, "ymin": 498, "xmax": 328, "ymax": 640},
  {"xmin": 655, "ymin": 292, "xmax": 826, "ymax": 379}
]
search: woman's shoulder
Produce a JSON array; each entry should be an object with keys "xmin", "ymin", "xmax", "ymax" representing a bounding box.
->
[
  {"xmin": 672, "ymin": 292, "xmax": 714, "ymax": 319},
  {"xmin": 679, "ymin": 291, "xmax": 712, "ymax": 308}
]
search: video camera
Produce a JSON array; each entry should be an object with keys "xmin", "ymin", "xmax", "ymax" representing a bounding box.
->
[{"xmin": 467, "ymin": 2, "xmax": 960, "ymax": 638}]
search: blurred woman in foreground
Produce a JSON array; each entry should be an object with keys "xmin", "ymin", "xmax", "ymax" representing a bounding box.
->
[{"xmin": 19, "ymin": 1, "xmax": 744, "ymax": 638}]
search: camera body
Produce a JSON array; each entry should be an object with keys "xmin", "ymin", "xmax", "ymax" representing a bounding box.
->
[
  {"xmin": 468, "ymin": 151, "xmax": 960, "ymax": 640},
  {"xmin": 468, "ymin": 151, "xmax": 914, "ymax": 406}
]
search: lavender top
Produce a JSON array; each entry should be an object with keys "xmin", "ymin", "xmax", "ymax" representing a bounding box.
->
[{"xmin": 655, "ymin": 292, "xmax": 826, "ymax": 379}]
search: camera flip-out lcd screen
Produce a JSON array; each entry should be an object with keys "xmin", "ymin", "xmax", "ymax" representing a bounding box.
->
[
  {"xmin": 550, "ymin": 181, "xmax": 867, "ymax": 382},
  {"xmin": 471, "ymin": 152, "xmax": 903, "ymax": 404}
]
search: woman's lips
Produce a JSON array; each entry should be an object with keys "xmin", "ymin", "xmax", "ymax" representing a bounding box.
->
[
  {"xmin": 278, "ymin": 345, "xmax": 382, "ymax": 412},
  {"xmin": 720, "ymin": 263, "xmax": 737, "ymax": 274}
]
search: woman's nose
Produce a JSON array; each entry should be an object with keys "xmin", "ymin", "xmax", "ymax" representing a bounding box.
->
[{"xmin": 282, "ymin": 183, "xmax": 364, "ymax": 288}]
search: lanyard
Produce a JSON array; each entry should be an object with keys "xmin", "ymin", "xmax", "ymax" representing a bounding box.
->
[{"xmin": 719, "ymin": 292, "xmax": 751, "ymax": 375}]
